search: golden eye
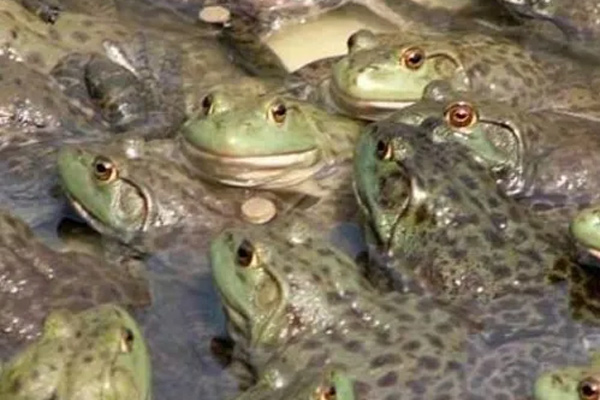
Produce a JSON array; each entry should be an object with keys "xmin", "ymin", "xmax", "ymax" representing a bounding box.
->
[
  {"xmin": 201, "ymin": 94, "xmax": 214, "ymax": 116},
  {"xmin": 236, "ymin": 240, "xmax": 257, "ymax": 268},
  {"xmin": 120, "ymin": 328, "xmax": 135, "ymax": 353},
  {"xmin": 401, "ymin": 47, "xmax": 425, "ymax": 70},
  {"xmin": 444, "ymin": 102, "xmax": 478, "ymax": 129},
  {"xmin": 375, "ymin": 140, "xmax": 393, "ymax": 161},
  {"xmin": 269, "ymin": 102, "xmax": 287, "ymax": 124},
  {"xmin": 579, "ymin": 378, "xmax": 600, "ymax": 400},
  {"xmin": 92, "ymin": 156, "xmax": 117, "ymax": 182}
]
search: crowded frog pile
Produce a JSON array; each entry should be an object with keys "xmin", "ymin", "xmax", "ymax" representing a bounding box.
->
[{"xmin": 3, "ymin": 0, "xmax": 600, "ymax": 399}]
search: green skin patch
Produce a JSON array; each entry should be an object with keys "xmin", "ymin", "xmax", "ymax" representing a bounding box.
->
[
  {"xmin": 534, "ymin": 354, "xmax": 600, "ymax": 400},
  {"xmin": 571, "ymin": 206, "xmax": 600, "ymax": 254},
  {"xmin": 57, "ymin": 146, "xmax": 146, "ymax": 236},
  {"xmin": 0, "ymin": 304, "xmax": 151, "ymax": 400}
]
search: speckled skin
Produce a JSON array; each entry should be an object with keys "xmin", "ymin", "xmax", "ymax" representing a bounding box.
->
[
  {"xmin": 56, "ymin": 138, "xmax": 246, "ymax": 242},
  {"xmin": 0, "ymin": 304, "xmax": 151, "ymax": 400},
  {"xmin": 328, "ymin": 29, "xmax": 600, "ymax": 120},
  {"xmin": 210, "ymin": 216, "xmax": 599, "ymax": 400},
  {"xmin": 500, "ymin": 0, "xmax": 600, "ymax": 42},
  {"xmin": 352, "ymin": 120, "xmax": 590, "ymax": 305},
  {"xmin": 386, "ymin": 86, "xmax": 600, "ymax": 227},
  {"xmin": 0, "ymin": 211, "xmax": 150, "ymax": 357}
]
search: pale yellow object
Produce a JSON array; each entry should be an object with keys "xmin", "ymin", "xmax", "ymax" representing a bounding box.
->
[
  {"xmin": 198, "ymin": 5, "xmax": 231, "ymax": 24},
  {"xmin": 241, "ymin": 197, "xmax": 278, "ymax": 224}
]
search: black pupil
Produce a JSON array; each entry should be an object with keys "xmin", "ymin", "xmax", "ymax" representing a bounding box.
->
[
  {"xmin": 274, "ymin": 104, "xmax": 286, "ymax": 116},
  {"xmin": 409, "ymin": 52, "xmax": 422, "ymax": 65},
  {"xmin": 376, "ymin": 140, "xmax": 388, "ymax": 159},
  {"xmin": 327, "ymin": 387, "xmax": 337, "ymax": 396},
  {"xmin": 96, "ymin": 163, "xmax": 108, "ymax": 174},
  {"xmin": 582, "ymin": 384, "xmax": 597, "ymax": 397},
  {"xmin": 125, "ymin": 329, "xmax": 134, "ymax": 345},
  {"xmin": 455, "ymin": 110, "xmax": 468, "ymax": 120},
  {"xmin": 202, "ymin": 96, "xmax": 212, "ymax": 110},
  {"xmin": 236, "ymin": 241, "xmax": 254, "ymax": 266}
]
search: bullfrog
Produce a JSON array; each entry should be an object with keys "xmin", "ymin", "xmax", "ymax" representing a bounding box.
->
[
  {"xmin": 0, "ymin": 209, "xmax": 150, "ymax": 357},
  {"xmin": 384, "ymin": 82, "xmax": 600, "ymax": 227},
  {"xmin": 179, "ymin": 89, "xmax": 364, "ymax": 223},
  {"xmin": 209, "ymin": 216, "xmax": 596, "ymax": 399},
  {"xmin": 0, "ymin": 304, "xmax": 151, "ymax": 400},
  {"xmin": 534, "ymin": 352, "xmax": 600, "ymax": 400},
  {"xmin": 327, "ymin": 28, "xmax": 600, "ymax": 120},
  {"xmin": 352, "ymin": 119, "xmax": 583, "ymax": 303}
]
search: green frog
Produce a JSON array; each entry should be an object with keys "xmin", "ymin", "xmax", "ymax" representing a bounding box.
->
[
  {"xmin": 352, "ymin": 119, "xmax": 582, "ymax": 303},
  {"xmin": 385, "ymin": 82, "xmax": 600, "ymax": 227},
  {"xmin": 209, "ymin": 215, "xmax": 596, "ymax": 400},
  {"xmin": 0, "ymin": 209, "xmax": 150, "ymax": 356},
  {"xmin": 327, "ymin": 29, "xmax": 600, "ymax": 120},
  {"xmin": 0, "ymin": 304, "xmax": 151, "ymax": 400},
  {"xmin": 534, "ymin": 353, "xmax": 600, "ymax": 400}
]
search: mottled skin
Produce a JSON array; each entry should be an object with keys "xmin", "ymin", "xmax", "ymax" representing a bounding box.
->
[
  {"xmin": 500, "ymin": 0, "xmax": 600, "ymax": 42},
  {"xmin": 180, "ymin": 90, "xmax": 364, "ymax": 198},
  {"xmin": 233, "ymin": 367, "xmax": 355, "ymax": 400},
  {"xmin": 0, "ymin": 304, "xmax": 151, "ymax": 400},
  {"xmin": 210, "ymin": 217, "xmax": 599, "ymax": 400},
  {"xmin": 352, "ymin": 120, "xmax": 592, "ymax": 305},
  {"xmin": 328, "ymin": 29, "xmax": 600, "ymax": 120},
  {"xmin": 56, "ymin": 138, "xmax": 245, "ymax": 242},
  {"xmin": 386, "ymin": 84, "xmax": 600, "ymax": 226},
  {"xmin": 0, "ymin": 210, "xmax": 150, "ymax": 357}
]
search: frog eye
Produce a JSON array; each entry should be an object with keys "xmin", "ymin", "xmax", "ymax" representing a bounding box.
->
[
  {"xmin": 92, "ymin": 156, "xmax": 117, "ymax": 182},
  {"xmin": 444, "ymin": 102, "xmax": 478, "ymax": 129},
  {"xmin": 375, "ymin": 140, "xmax": 393, "ymax": 161},
  {"xmin": 236, "ymin": 240, "xmax": 257, "ymax": 268},
  {"xmin": 318, "ymin": 385, "xmax": 337, "ymax": 400},
  {"xmin": 401, "ymin": 47, "xmax": 425, "ymax": 70},
  {"xmin": 346, "ymin": 29, "xmax": 377, "ymax": 52},
  {"xmin": 579, "ymin": 378, "xmax": 600, "ymax": 400},
  {"xmin": 269, "ymin": 102, "xmax": 287, "ymax": 124},
  {"xmin": 201, "ymin": 94, "xmax": 214, "ymax": 116},
  {"xmin": 120, "ymin": 328, "xmax": 135, "ymax": 353}
]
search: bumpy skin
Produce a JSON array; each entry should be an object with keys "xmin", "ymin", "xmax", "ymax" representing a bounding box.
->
[
  {"xmin": 351, "ymin": 120, "xmax": 587, "ymax": 304},
  {"xmin": 234, "ymin": 367, "xmax": 355, "ymax": 400},
  {"xmin": 387, "ymin": 84, "xmax": 600, "ymax": 226},
  {"xmin": 500, "ymin": 0, "xmax": 600, "ymax": 42},
  {"xmin": 210, "ymin": 217, "xmax": 598, "ymax": 400},
  {"xmin": 328, "ymin": 29, "xmax": 600, "ymax": 120},
  {"xmin": 180, "ymin": 89, "xmax": 363, "ymax": 194},
  {"xmin": 0, "ymin": 304, "xmax": 151, "ymax": 400},
  {"xmin": 57, "ymin": 138, "xmax": 242, "ymax": 242},
  {"xmin": 0, "ymin": 210, "xmax": 150, "ymax": 356}
]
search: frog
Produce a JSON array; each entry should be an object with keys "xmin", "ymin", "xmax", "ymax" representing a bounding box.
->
[
  {"xmin": 0, "ymin": 304, "xmax": 151, "ymax": 400},
  {"xmin": 351, "ymin": 118, "xmax": 587, "ymax": 304},
  {"xmin": 326, "ymin": 28, "xmax": 600, "ymax": 121},
  {"xmin": 179, "ymin": 87, "xmax": 365, "ymax": 225},
  {"xmin": 383, "ymin": 81, "xmax": 600, "ymax": 227},
  {"xmin": 209, "ymin": 215, "xmax": 598, "ymax": 400},
  {"xmin": 533, "ymin": 352, "xmax": 600, "ymax": 400},
  {"xmin": 0, "ymin": 209, "xmax": 150, "ymax": 357}
]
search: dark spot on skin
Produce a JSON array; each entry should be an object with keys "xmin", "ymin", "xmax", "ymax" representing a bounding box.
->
[
  {"xmin": 343, "ymin": 340, "xmax": 363, "ymax": 353},
  {"xmin": 418, "ymin": 356, "xmax": 441, "ymax": 371},
  {"xmin": 317, "ymin": 248, "xmax": 334, "ymax": 257},
  {"xmin": 370, "ymin": 353, "xmax": 401, "ymax": 368},
  {"xmin": 75, "ymin": 330, "xmax": 82, "ymax": 338},
  {"xmin": 13, "ymin": 78, "xmax": 22, "ymax": 86},
  {"xmin": 402, "ymin": 340, "xmax": 422, "ymax": 351},
  {"xmin": 10, "ymin": 29, "xmax": 18, "ymax": 40},
  {"xmin": 9, "ymin": 378, "xmax": 21, "ymax": 393},
  {"xmin": 48, "ymin": 28, "xmax": 61, "ymax": 41},
  {"xmin": 71, "ymin": 31, "xmax": 91, "ymax": 43},
  {"xmin": 353, "ymin": 381, "xmax": 372, "ymax": 396},
  {"xmin": 301, "ymin": 339, "xmax": 322, "ymax": 350},
  {"xmin": 414, "ymin": 204, "xmax": 430, "ymax": 225},
  {"xmin": 83, "ymin": 355, "xmax": 94, "ymax": 363}
]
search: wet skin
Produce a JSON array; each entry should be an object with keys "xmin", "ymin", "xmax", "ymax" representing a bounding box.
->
[
  {"xmin": 0, "ymin": 210, "xmax": 150, "ymax": 356},
  {"xmin": 328, "ymin": 29, "xmax": 600, "ymax": 121},
  {"xmin": 534, "ymin": 353, "xmax": 600, "ymax": 400},
  {"xmin": 0, "ymin": 304, "xmax": 151, "ymax": 400},
  {"xmin": 386, "ymin": 84, "xmax": 600, "ymax": 227},
  {"xmin": 352, "ymin": 120, "xmax": 584, "ymax": 303},
  {"xmin": 180, "ymin": 89, "xmax": 363, "ymax": 195},
  {"xmin": 210, "ymin": 216, "xmax": 600, "ymax": 400}
]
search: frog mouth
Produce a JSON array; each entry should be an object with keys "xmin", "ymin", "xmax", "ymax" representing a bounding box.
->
[
  {"xmin": 181, "ymin": 139, "xmax": 324, "ymax": 189},
  {"xmin": 328, "ymin": 79, "xmax": 414, "ymax": 121}
]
